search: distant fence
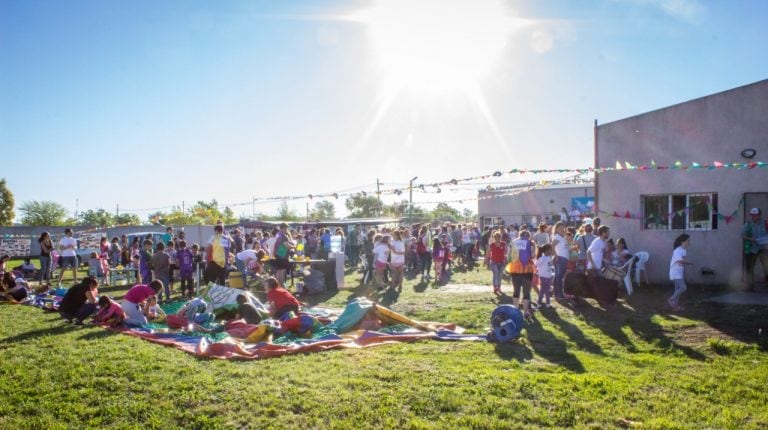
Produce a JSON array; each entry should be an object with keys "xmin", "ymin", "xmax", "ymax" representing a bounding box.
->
[{"xmin": 0, "ymin": 225, "xmax": 216, "ymax": 258}]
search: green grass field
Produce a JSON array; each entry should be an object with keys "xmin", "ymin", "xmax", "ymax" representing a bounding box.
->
[{"xmin": 1, "ymin": 261, "xmax": 767, "ymax": 429}]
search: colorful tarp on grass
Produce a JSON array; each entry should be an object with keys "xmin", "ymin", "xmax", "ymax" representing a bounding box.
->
[{"xmin": 24, "ymin": 288, "xmax": 484, "ymax": 360}]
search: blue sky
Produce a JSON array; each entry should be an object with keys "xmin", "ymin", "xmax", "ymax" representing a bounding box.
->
[{"xmin": 1, "ymin": 0, "xmax": 766, "ymax": 221}]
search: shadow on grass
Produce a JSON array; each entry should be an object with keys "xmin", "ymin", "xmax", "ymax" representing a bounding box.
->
[
  {"xmin": 494, "ymin": 341, "xmax": 534, "ymax": 362},
  {"xmin": 538, "ymin": 308, "xmax": 605, "ymax": 356},
  {"xmin": 576, "ymin": 295, "xmax": 708, "ymax": 361},
  {"xmin": 525, "ymin": 316, "xmax": 587, "ymax": 373},
  {"xmin": 0, "ymin": 323, "xmax": 76, "ymax": 344},
  {"xmin": 77, "ymin": 328, "xmax": 119, "ymax": 341},
  {"xmin": 413, "ymin": 280, "xmax": 429, "ymax": 293}
]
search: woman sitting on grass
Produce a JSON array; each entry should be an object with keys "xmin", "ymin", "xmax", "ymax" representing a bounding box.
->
[
  {"xmin": 58, "ymin": 276, "xmax": 99, "ymax": 325},
  {"xmin": 1, "ymin": 272, "xmax": 30, "ymax": 302}
]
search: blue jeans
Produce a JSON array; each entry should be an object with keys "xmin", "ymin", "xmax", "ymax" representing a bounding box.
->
[
  {"xmin": 39, "ymin": 255, "xmax": 52, "ymax": 282},
  {"xmin": 235, "ymin": 258, "xmax": 247, "ymax": 285},
  {"xmin": 553, "ymin": 256, "xmax": 569, "ymax": 298},
  {"xmin": 490, "ymin": 262, "xmax": 504, "ymax": 288}
]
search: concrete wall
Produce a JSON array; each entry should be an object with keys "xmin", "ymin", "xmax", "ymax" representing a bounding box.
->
[
  {"xmin": 596, "ymin": 79, "xmax": 768, "ymax": 286},
  {"xmin": 478, "ymin": 185, "xmax": 594, "ymax": 227}
]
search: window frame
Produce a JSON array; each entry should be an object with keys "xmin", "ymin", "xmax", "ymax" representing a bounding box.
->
[{"xmin": 642, "ymin": 193, "xmax": 718, "ymax": 231}]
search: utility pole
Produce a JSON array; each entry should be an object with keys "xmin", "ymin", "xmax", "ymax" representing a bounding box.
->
[
  {"xmin": 116, "ymin": 204, "xmax": 119, "ymax": 218},
  {"xmin": 306, "ymin": 202, "xmax": 309, "ymax": 221},
  {"xmin": 252, "ymin": 197, "xmax": 256, "ymax": 220},
  {"xmin": 408, "ymin": 176, "xmax": 418, "ymax": 225},
  {"xmin": 376, "ymin": 178, "xmax": 381, "ymax": 217}
]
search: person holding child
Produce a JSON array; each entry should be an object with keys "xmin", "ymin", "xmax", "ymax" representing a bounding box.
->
[{"xmin": 121, "ymin": 280, "xmax": 163, "ymax": 326}]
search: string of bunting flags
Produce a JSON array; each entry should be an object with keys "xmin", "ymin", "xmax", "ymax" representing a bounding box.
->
[{"xmin": 227, "ymin": 159, "xmax": 767, "ymax": 205}]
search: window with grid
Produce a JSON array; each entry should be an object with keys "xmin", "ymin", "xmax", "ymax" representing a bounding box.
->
[{"xmin": 642, "ymin": 193, "xmax": 718, "ymax": 230}]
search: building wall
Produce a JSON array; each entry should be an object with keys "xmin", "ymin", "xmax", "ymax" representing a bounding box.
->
[
  {"xmin": 596, "ymin": 79, "xmax": 768, "ymax": 286},
  {"xmin": 478, "ymin": 185, "xmax": 594, "ymax": 227}
]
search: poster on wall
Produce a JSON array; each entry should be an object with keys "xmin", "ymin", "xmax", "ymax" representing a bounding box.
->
[
  {"xmin": 571, "ymin": 197, "xmax": 595, "ymax": 219},
  {"xmin": 0, "ymin": 238, "xmax": 32, "ymax": 258}
]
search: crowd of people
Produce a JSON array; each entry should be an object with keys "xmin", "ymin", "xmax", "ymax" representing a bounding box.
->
[{"xmin": 20, "ymin": 207, "xmax": 768, "ymax": 327}]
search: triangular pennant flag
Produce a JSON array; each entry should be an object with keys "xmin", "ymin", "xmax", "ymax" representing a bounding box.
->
[
  {"xmin": 677, "ymin": 209, "xmax": 684, "ymax": 216},
  {"xmin": 725, "ymin": 215, "xmax": 733, "ymax": 224},
  {"xmin": 714, "ymin": 161, "xmax": 724, "ymax": 168},
  {"xmin": 624, "ymin": 211, "xmax": 632, "ymax": 219},
  {"xmin": 674, "ymin": 160, "xmax": 682, "ymax": 169},
  {"xmin": 615, "ymin": 161, "xmax": 623, "ymax": 170},
  {"xmin": 692, "ymin": 162, "xmax": 701, "ymax": 168},
  {"xmin": 625, "ymin": 161, "xmax": 635, "ymax": 170},
  {"xmin": 613, "ymin": 211, "xmax": 620, "ymax": 217},
  {"xmin": 650, "ymin": 160, "xmax": 657, "ymax": 168}
]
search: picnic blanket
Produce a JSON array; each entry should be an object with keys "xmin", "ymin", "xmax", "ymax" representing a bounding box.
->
[{"xmin": 24, "ymin": 286, "xmax": 483, "ymax": 360}]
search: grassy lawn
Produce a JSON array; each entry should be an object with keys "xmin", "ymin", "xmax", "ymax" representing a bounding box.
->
[{"xmin": 1, "ymin": 260, "xmax": 767, "ymax": 429}]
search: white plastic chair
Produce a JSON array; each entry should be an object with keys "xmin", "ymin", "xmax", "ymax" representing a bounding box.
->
[
  {"xmin": 633, "ymin": 251, "xmax": 649, "ymax": 286},
  {"xmin": 618, "ymin": 257, "xmax": 635, "ymax": 296}
]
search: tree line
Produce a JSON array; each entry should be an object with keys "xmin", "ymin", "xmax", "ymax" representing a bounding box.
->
[{"xmin": 0, "ymin": 178, "xmax": 475, "ymax": 227}]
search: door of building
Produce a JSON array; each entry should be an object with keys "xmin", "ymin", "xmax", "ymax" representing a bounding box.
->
[{"xmin": 743, "ymin": 192, "xmax": 768, "ymax": 286}]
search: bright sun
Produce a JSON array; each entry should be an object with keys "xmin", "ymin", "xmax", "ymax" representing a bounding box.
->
[{"xmin": 351, "ymin": 0, "xmax": 526, "ymax": 94}]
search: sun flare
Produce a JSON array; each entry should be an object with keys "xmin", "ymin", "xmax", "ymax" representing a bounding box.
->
[{"xmin": 352, "ymin": 0, "xmax": 526, "ymax": 94}]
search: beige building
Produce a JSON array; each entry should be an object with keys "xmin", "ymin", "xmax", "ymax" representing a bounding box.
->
[
  {"xmin": 477, "ymin": 184, "xmax": 594, "ymax": 228},
  {"xmin": 595, "ymin": 79, "xmax": 768, "ymax": 286}
]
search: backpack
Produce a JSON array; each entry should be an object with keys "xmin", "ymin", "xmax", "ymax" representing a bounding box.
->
[{"xmin": 417, "ymin": 236, "xmax": 427, "ymax": 254}]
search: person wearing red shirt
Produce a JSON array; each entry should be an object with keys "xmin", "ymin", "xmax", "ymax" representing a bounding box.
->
[
  {"xmin": 265, "ymin": 277, "xmax": 300, "ymax": 320},
  {"xmin": 485, "ymin": 232, "xmax": 507, "ymax": 296}
]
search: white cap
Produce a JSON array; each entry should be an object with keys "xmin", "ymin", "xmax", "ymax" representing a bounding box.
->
[{"xmin": 750, "ymin": 208, "xmax": 761, "ymax": 215}]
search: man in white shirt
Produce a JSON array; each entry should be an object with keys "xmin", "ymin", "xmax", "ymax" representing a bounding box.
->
[
  {"xmin": 586, "ymin": 226, "xmax": 610, "ymax": 276},
  {"xmin": 57, "ymin": 228, "xmax": 79, "ymax": 286}
]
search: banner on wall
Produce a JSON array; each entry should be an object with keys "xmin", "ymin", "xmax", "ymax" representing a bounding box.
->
[{"xmin": 571, "ymin": 197, "xmax": 595, "ymax": 216}]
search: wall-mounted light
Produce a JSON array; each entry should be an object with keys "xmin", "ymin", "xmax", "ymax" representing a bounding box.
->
[{"xmin": 741, "ymin": 148, "xmax": 757, "ymax": 159}]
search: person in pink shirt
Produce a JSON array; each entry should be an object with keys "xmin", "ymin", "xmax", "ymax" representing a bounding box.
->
[
  {"xmin": 121, "ymin": 280, "xmax": 163, "ymax": 326},
  {"xmin": 93, "ymin": 296, "xmax": 125, "ymax": 327}
]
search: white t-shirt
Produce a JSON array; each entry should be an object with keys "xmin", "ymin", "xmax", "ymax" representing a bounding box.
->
[
  {"xmin": 236, "ymin": 249, "xmax": 258, "ymax": 262},
  {"xmin": 390, "ymin": 240, "xmax": 405, "ymax": 266},
  {"xmin": 532, "ymin": 232, "xmax": 550, "ymax": 247},
  {"xmin": 264, "ymin": 237, "xmax": 277, "ymax": 258},
  {"xmin": 669, "ymin": 247, "xmax": 687, "ymax": 280},
  {"xmin": 552, "ymin": 233, "xmax": 569, "ymax": 259},
  {"xmin": 535, "ymin": 255, "xmax": 554, "ymax": 278},
  {"xmin": 373, "ymin": 243, "xmax": 390, "ymax": 265},
  {"xmin": 59, "ymin": 236, "xmax": 78, "ymax": 257},
  {"xmin": 587, "ymin": 238, "xmax": 606, "ymax": 270}
]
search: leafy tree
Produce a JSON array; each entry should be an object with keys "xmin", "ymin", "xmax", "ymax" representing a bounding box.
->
[
  {"xmin": 430, "ymin": 203, "xmax": 462, "ymax": 223},
  {"xmin": 310, "ymin": 200, "xmax": 336, "ymax": 220},
  {"xmin": 19, "ymin": 200, "xmax": 69, "ymax": 226},
  {"xmin": 0, "ymin": 178, "xmax": 14, "ymax": 225},
  {"xmin": 462, "ymin": 208, "xmax": 476, "ymax": 222},
  {"xmin": 159, "ymin": 207, "xmax": 195, "ymax": 226},
  {"xmin": 345, "ymin": 195, "xmax": 383, "ymax": 218},
  {"xmin": 115, "ymin": 213, "xmax": 142, "ymax": 226},
  {"xmin": 222, "ymin": 207, "xmax": 238, "ymax": 224},
  {"xmin": 78, "ymin": 209, "xmax": 115, "ymax": 227},
  {"xmin": 276, "ymin": 201, "xmax": 300, "ymax": 221}
]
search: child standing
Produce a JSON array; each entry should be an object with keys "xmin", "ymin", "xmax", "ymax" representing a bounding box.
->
[
  {"xmin": 151, "ymin": 242, "xmax": 171, "ymax": 302},
  {"xmin": 176, "ymin": 240, "xmax": 195, "ymax": 298},
  {"xmin": 668, "ymin": 234, "xmax": 692, "ymax": 311},
  {"xmin": 535, "ymin": 244, "xmax": 555, "ymax": 308},
  {"xmin": 139, "ymin": 240, "xmax": 153, "ymax": 284}
]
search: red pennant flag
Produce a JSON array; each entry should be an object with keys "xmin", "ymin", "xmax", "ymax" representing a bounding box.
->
[
  {"xmin": 724, "ymin": 215, "xmax": 733, "ymax": 224},
  {"xmin": 612, "ymin": 211, "xmax": 620, "ymax": 217},
  {"xmin": 714, "ymin": 161, "xmax": 724, "ymax": 168},
  {"xmin": 625, "ymin": 211, "xmax": 632, "ymax": 219}
]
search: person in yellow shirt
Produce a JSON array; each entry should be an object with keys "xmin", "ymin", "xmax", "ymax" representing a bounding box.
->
[{"xmin": 204, "ymin": 225, "xmax": 231, "ymax": 285}]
